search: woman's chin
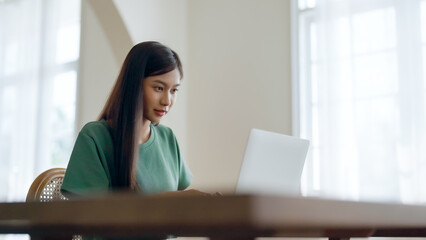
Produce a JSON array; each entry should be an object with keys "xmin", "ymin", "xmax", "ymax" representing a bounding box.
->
[{"xmin": 147, "ymin": 117, "xmax": 161, "ymax": 125}]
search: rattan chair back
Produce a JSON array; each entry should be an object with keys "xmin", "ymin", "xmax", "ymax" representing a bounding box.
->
[
  {"xmin": 26, "ymin": 168, "xmax": 67, "ymax": 202},
  {"xmin": 26, "ymin": 168, "xmax": 82, "ymax": 240}
]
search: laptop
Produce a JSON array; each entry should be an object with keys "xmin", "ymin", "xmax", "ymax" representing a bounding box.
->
[{"xmin": 235, "ymin": 128, "xmax": 310, "ymax": 196}]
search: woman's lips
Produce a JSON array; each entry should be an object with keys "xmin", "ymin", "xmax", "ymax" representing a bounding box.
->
[{"xmin": 154, "ymin": 110, "xmax": 167, "ymax": 117}]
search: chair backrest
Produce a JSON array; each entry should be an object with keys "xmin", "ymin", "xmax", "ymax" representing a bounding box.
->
[
  {"xmin": 26, "ymin": 168, "xmax": 67, "ymax": 202},
  {"xmin": 27, "ymin": 168, "xmax": 82, "ymax": 240}
]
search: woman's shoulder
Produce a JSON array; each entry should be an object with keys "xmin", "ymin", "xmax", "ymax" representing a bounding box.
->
[{"xmin": 79, "ymin": 120, "xmax": 111, "ymax": 139}]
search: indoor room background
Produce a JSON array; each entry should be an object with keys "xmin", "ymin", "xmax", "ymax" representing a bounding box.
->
[{"xmin": 1, "ymin": 0, "xmax": 426, "ymax": 210}]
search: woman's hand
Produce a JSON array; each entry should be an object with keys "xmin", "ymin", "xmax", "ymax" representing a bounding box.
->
[
  {"xmin": 181, "ymin": 189, "xmax": 211, "ymax": 196},
  {"xmin": 183, "ymin": 189, "xmax": 223, "ymax": 196},
  {"xmin": 156, "ymin": 189, "xmax": 222, "ymax": 197}
]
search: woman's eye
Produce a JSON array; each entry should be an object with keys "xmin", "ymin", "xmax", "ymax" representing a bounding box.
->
[
  {"xmin": 172, "ymin": 89, "xmax": 179, "ymax": 93},
  {"xmin": 154, "ymin": 86, "xmax": 163, "ymax": 91}
]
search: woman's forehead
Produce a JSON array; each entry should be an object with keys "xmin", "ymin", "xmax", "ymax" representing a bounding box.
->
[{"xmin": 145, "ymin": 69, "xmax": 181, "ymax": 86}]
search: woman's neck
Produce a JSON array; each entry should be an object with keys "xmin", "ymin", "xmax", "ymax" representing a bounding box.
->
[{"xmin": 139, "ymin": 119, "xmax": 151, "ymax": 144}]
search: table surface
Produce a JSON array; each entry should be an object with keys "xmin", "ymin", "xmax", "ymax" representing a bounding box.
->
[{"xmin": 1, "ymin": 194, "xmax": 426, "ymax": 239}]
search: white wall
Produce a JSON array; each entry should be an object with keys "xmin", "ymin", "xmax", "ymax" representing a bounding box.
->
[
  {"xmin": 78, "ymin": 0, "xmax": 292, "ymax": 193},
  {"xmin": 186, "ymin": 0, "xmax": 292, "ymax": 192},
  {"xmin": 77, "ymin": 0, "xmax": 122, "ymax": 129}
]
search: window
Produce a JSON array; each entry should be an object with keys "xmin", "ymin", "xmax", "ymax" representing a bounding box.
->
[
  {"xmin": 0, "ymin": 0, "xmax": 81, "ymax": 203},
  {"xmin": 294, "ymin": 0, "xmax": 426, "ymax": 203}
]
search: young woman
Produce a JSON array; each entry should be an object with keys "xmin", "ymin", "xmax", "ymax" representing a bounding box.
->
[{"xmin": 61, "ymin": 41, "xmax": 206, "ymax": 197}]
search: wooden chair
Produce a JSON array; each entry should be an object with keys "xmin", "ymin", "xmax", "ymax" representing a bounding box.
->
[
  {"xmin": 27, "ymin": 168, "xmax": 82, "ymax": 240},
  {"xmin": 26, "ymin": 168, "xmax": 68, "ymax": 202}
]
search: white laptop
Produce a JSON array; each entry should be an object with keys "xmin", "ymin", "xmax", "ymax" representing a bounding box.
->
[{"xmin": 235, "ymin": 128, "xmax": 310, "ymax": 196}]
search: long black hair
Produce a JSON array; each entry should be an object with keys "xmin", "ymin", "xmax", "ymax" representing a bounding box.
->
[{"xmin": 98, "ymin": 41, "xmax": 183, "ymax": 190}]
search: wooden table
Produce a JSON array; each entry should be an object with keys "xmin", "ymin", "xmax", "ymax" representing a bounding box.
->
[{"xmin": 1, "ymin": 194, "xmax": 426, "ymax": 240}]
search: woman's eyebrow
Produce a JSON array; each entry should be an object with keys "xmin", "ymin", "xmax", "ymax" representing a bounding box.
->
[
  {"xmin": 152, "ymin": 79, "xmax": 180, "ymax": 87},
  {"xmin": 152, "ymin": 80, "xmax": 166, "ymax": 85}
]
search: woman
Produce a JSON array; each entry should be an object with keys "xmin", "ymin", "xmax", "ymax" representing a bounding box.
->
[{"xmin": 61, "ymin": 41, "xmax": 206, "ymax": 197}]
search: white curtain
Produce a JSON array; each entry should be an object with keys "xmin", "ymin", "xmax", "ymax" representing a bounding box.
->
[
  {"xmin": 0, "ymin": 0, "xmax": 80, "ymax": 203},
  {"xmin": 296, "ymin": 0, "xmax": 426, "ymax": 203}
]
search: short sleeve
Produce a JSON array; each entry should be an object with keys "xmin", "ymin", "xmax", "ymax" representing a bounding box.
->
[
  {"xmin": 61, "ymin": 131, "xmax": 111, "ymax": 198},
  {"xmin": 178, "ymin": 157, "xmax": 193, "ymax": 190},
  {"xmin": 175, "ymin": 138, "xmax": 193, "ymax": 190}
]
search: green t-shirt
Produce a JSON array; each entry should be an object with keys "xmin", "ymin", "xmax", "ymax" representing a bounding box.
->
[{"xmin": 61, "ymin": 120, "xmax": 193, "ymax": 197}]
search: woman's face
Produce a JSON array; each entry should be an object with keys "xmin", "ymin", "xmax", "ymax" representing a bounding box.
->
[{"xmin": 143, "ymin": 68, "xmax": 181, "ymax": 124}]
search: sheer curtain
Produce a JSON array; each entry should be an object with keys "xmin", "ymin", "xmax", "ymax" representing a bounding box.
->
[
  {"xmin": 295, "ymin": 0, "xmax": 426, "ymax": 203},
  {"xmin": 0, "ymin": 0, "xmax": 80, "ymax": 203}
]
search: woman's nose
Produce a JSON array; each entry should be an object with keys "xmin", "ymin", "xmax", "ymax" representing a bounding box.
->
[{"xmin": 160, "ymin": 93, "xmax": 171, "ymax": 106}]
